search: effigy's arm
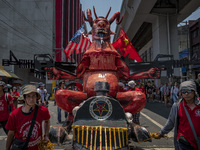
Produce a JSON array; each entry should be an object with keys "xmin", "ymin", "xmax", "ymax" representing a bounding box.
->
[
  {"xmin": 129, "ymin": 67, "xmax": 161, "ymax": 79},
  {"xmin": 115, "ymin": 57, "xmax": 129, "ymax": 80},
  {"xmin": 45, "ymin": 67, "xmax": 77, "ymax": 80},
  {"xmin": 76, "ymin": 55, "xmax": 90, "ymax": 78}
]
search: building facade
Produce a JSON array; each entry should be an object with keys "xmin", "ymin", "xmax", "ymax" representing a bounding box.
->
[
  {"xmin": 189, "ymin": 18, "xmax": 200, "ymax": 78},
  {"xmin": 0, "ymin": 0, "xmax": 84, "ymax": 94}
]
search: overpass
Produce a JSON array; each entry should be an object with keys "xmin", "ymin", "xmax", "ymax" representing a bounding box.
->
[{"xmin": 114, "ymin": 0, "xmax": 200, "ymax": 81}]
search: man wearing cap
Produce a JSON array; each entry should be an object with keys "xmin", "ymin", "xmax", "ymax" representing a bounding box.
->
[
  {"xmin": 0, "ymin": 81, "xmax": 15, "ymax": 134},
  {"xmin": 6, "ymin": 84, "xmax": 50, "ymax": 150},
  {"xmin": 11, "ymin": 86, "xmax": 20, "ymax": 109},
  {"xmin": 37, "ymin": 82, "xmax": 47, "ymax": 106},
  {"xmin": 156, "ymin": 80, "xmax": 200, "ymax": 150}
]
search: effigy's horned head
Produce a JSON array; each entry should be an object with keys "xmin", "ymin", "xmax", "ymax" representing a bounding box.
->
[{"xmin": 83, "ymin": 6, "xmax": 123, "ymax": 42}]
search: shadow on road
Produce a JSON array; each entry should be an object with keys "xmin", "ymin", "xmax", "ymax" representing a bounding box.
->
[{"xmin": 144, "ymin": 100, "xmax": 172, "ymax": 119}]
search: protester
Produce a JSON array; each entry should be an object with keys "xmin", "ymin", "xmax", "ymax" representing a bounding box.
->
[
  {"xmin": 163, "ymin": 82, "xmax": 170, "ymax": 107},
  {"xmin": 37, "ymin": 82, "xmax": 47, "ymax": 106},
  {"xmin": 195, "ymin": 73, "xmax": 200, "ymax": 96},
  {"xmin": 11, "ymin": 86, "xmax": 20, "ymax": 109},
  {"xmin": 168, "ymin": 82, "xmax": 173, "ymax": 95},
  {"xmin": 152, "ymin": 84, "xmax": 157, "ymax": 102},
  {"xmin": 170, "ymin": 82, "xmax": 179, "ymax": 105},
  {"xmin": 160, "ymin": 84, "xmax": 164, "ymax": 103},
  {"xmin": 6, "ymin": 84, "xmax": 50, "ymax": 150},
  {"xmin": 157, "ymin": 80, "xmax": 200, "ymax": 150},
  {"xmin": 53, "ymin": 84, "xmax": 59, "ymax": 106},
  {"xmin": 124, "ymin": 83, "xmax": 129, "ymax": 92},
  {"xmin": 128, "ymin": 80, "xmax": 141, "ymax": 125},
  {"xmin": 5, "ymin": 84, "xmax": 12, "ymax": 94},
  {"xmin": 0, "ymin": 81, "xmax": 15, "ymax": 135},
  {"xmin": 55, "ymin": 80, "xmax": 68, "ymax": 124},
  {"xmin": 137, "ymin": 83, "xmax": 145, "ymax": 93},
  {"xmin": 118, "ymin": 82, "xmax": 125, "ymax": 92},
  {"xmin": 145, "ymin": 81, "xmax": 153, "ymax": 102}
]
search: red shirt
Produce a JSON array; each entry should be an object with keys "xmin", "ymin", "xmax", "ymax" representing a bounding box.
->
[
  {"xmin": 137, "ymin": 86, "xmax": 145, "ymax": 93},
  {"xmin": 0, "ymin": 93, "xmax": 13, "ymax": 121},
  {"xmin": 6, "ymin": 105, "xmax": 50, "ymax": 150},
  {"xmin": 177, "ymin": 100, "xmax": 200, "ymax": 149},
  {"xmin": 128, "ymin": 87, "xmax": 141, "ymax": 92},
  {"xmin": 12, "ymin": 91, "xmax": 20, "ymax": 100}
]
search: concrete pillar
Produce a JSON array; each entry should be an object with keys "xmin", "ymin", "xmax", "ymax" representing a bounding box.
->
[{"xmin": 152, "ymin": 14, "xmax": 180, "ymax": 78}]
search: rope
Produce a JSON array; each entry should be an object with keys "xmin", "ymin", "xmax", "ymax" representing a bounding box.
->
[{"xmin": 135, "ymin": 132, "xmax": 168, "ymax": 144}]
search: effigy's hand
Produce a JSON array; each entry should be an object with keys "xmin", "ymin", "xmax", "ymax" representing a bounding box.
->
[
  {"xmin": 147, "ymin": 67, "xmax": 160, "ymax": 79},
  {"xmin": 45, "ymin": 67, "xmax": 61, "ymax": 80}
]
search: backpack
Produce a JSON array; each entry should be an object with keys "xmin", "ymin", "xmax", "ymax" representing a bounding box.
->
[{"xmin": 5, "ymin": 93, "xmax": 11, "ymax": 113}]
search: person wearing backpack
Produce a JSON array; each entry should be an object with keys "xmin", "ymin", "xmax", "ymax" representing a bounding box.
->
[
  {"xmin": 163, "ymin": 82, "xmax": 170, "ymax": 107},
  {"xmin": 170, "ymin": 82, "xmax": 179, "ymax": 105},
  {"xmin": 37, "ymin": 82, "xmax": 47, "ymax": 106},
  {"xmin": 11, "ymin": 86, "xmax": 20, "ymax": 109},
  {"xmin": 0, "ymin": 81, "xmax": 15, "ymax": 134}
]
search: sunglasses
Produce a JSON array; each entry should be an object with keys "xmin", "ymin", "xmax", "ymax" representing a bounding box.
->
[{"xmin": 181, "ymin": 90, "xmax": 193, "ymax": 94}]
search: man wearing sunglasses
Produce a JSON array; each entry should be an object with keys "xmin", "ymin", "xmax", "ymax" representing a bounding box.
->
[{"xmin": 156, "ymin": 80, "xmax": 200, "ymax": 150}]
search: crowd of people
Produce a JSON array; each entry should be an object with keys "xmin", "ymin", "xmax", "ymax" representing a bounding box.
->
[
  {"xmin": 119, "ymin": 80, "xmax": 181, "ymax": 107},
  {"xmin": 0, "ymin": 76, "xmax": 200, "ymax": 149},
  {"xmin": 120, "ymin": 79, "xmax": 200, "ymax": 150}
]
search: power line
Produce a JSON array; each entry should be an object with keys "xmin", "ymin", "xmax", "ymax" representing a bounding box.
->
[
  {"xmin": 2, "ymin": 0, "xmax": 52, "ymax": 42},
  {"xmin": 0, "ymin": 19, "xmax": 51, "ymax": 50},
  {"xmin": 34, "ymin": 0, "xmax": 53, "ymax": 32},
  {"xmin": 0, "ymin": 12, "xmax": 51, "ymax": 50},
  {"xmin": 0, "ymin": 28, "xmax": 42, "ymax": 55},
  {"xmin": 0, "ymin": 21, "xmax": 51, "ymax": 53}
]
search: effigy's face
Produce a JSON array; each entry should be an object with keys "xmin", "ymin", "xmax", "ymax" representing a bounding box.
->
[{"xmin": 92, "ymin": 17, "xmax": 110, "ymax": 41}]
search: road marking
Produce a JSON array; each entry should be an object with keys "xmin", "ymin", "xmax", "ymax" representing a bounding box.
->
[{"xmin": 141, "ymin": 112, "xmax": 174, "ymax": 137}]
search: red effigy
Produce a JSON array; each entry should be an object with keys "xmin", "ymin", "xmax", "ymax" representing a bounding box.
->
[{"xmin": 47, "ymin": 7, "xmax": 151, "ymax": 116}]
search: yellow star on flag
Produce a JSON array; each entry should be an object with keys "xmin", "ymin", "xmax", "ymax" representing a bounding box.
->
[{"xmin": 124, "ymin": 38, "xmax": 129, "ymax": 46}]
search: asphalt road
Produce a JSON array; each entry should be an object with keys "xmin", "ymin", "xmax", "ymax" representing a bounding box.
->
[{"xmin": 0, "ymin": 100, "xmax": 175, "ymax": 150}]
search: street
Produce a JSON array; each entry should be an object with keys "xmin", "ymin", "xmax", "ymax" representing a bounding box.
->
[{"xmin": 0, "ymin": 100, "xmax": 175, "ymax": 150}]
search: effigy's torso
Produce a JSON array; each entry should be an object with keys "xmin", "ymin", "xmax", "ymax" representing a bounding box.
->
[
  {"xmin": 54, "ymin": 8, "xmax": 146, "ymax": 116},
  {"xmin": 83, "ymin": 71, "xmax": 119, "ymax": 97},
  {"xmin": 82, "ymin": 42, "xmax": 121, "ymax": 97}
]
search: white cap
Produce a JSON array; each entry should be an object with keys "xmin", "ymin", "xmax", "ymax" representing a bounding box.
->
[{"xmin": 128, "ymin": 80, "xmax": 136, "ymax": 88}]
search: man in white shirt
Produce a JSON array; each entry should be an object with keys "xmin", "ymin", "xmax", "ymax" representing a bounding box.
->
[{"xmin": 170, "ymin": 82, "xmax": 179, "ymax": 104}]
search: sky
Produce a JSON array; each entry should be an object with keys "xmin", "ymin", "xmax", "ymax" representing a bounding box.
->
[
  {"xmin": 80, "ymin": 1, "xmax": 200, "ymax": 38},
  {"xmin": 178, "ymin": 7, "xmax": 200, "ymax": 26},
  {"xmin": 184, "ymin": 7, "xmax": 200, "ymax": 21},
  {"xmin": 80, "ymin": 0, "xmax": 122, "ymax": 41}
]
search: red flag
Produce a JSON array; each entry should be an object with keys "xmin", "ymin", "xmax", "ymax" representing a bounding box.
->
[
  {"xmin": 112, "ymin": 28, "xmax": 143, "ymax": 62},
  {"xmin": 64, "ymin": 25, "xmax": 91, "ymax": 60}
]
